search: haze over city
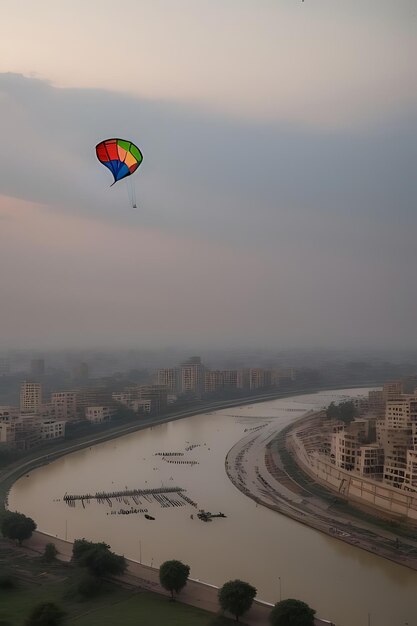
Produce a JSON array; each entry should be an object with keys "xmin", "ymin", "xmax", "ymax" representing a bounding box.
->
[{"xmin": 0, "ymin": 0, "xmax": 416, "ymax": 351}]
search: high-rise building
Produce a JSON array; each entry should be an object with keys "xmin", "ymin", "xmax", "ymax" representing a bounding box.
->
[
  {"xmin": 222, "ymin": 370, "xmax": 239, "ymax": 388},
  {"xmin": 156, "ymin": 368, "xmax": 180, "ymax": 393},
  {"xmin": 249, "ymin": 368, "xmax": 271, "ymax": 390},
  {"xmin": 20, "ymin": 382, "xmax": 42, "ymax": 413},
  {"xmin": 51, "ymin": 391, "xmax": 77, "ymax": 421},
  {"xmin": 205, "ymin": 370, "xmax": 224, "ymax": 393},
  {"xmin": 30, "ymin": 359, "xmax": 45, "ymax": 378},
  {"xmin": 382, "ymin": 381, "xmax": 404, "ymax": 402},
  {"xmin": 181, "ymin": 357, "xmax": 205, "ymax": 395},
  {"xmin": 237, "ymin": 368, "xmax": 250, "ymax": 390}
]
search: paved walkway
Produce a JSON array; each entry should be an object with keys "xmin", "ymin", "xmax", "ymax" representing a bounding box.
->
[{"xmin": 25, "ymin": 531, "xmax": 275, "ymax": 626}]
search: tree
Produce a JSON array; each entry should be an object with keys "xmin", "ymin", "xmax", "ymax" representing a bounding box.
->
[
  {"xmin": 43, "ymin": 543, "xmax": 58, "ymax": 563},
  {"xmin": 25, "ymin": 602, "xmax": 65, "ymax": 626},
  {"xmin": 0, "ymin": 512, "xmax": 36, "ymax": 545},
  {"xmin": 218, "ymin": 579, "xmax": 257, "ymax": 622},
  {"xmin": 339, "ymin": 400, "xmax": 357, "ymax": 425},
  {"xmin": 159, "ymin": 560, "xmax": 190, "ymax": 600},
  {"xmin": 76, "ymin": 572, "xmax": 102, "ymax": 598},
  {"xmin": 269, "ymin": 598, "xmax": 316, "ymax": 626},
  {"xmin": 326, "ymin": 402, "xmax": 339, "ymax": 420},
  {"xmin": 72, "ymin": 539, "xmax": 126, "ymax": 578}
]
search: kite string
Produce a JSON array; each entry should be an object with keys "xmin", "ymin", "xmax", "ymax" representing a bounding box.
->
[{"xmin": 126, "ymin": 177, "xmax": 137, "ymax": 209}]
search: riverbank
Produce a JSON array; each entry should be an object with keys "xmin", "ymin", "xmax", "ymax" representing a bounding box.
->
[
  {"xmin": 22, "ymin": 530, "xmax": 330, "ymax": 626},
  {"xmin": 0, "ymin": 382, "xmax": 379, "ymax": 513},
  {"xmin": 225, "ymin": 410, "xmax": 417, "ymax": 572}
]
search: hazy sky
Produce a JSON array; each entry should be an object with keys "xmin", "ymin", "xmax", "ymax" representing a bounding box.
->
[{"xmin": 0, "ymin": 1, "xmax": 416, "ymax": 350}]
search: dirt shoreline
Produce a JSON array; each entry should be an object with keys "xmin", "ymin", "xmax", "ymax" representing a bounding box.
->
[{"xmin": 225, "ymin": 412, "xmax": 417, "ymax": 573}]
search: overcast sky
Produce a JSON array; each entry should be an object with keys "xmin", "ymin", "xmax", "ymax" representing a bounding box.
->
[{"xmin": 0, "ymin": 1, "xmax": 416, "ymax": 350}]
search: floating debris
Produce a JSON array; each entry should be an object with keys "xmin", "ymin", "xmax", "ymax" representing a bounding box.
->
[{"xmin": 197, "ymin": 510, "xmax": 227, "ymax": 522}]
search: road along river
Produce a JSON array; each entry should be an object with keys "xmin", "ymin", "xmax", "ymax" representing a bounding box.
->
[{"xmin": 8, "ymin": 388, "xmax": 417, "ymax": 626}]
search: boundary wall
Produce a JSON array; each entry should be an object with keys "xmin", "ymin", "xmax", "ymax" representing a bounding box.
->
[{"xmin": 288, "ymin": 421, "xmax": 417, "ymax": 522}]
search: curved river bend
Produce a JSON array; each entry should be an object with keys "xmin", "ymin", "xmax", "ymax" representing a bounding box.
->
[{"xmin": 9, "ymin": 389, "xmax": 417, "ymax": 626}]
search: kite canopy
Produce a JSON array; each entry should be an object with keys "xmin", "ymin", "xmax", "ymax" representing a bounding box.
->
[{"xmin": 95, "ymin": 138, "xmax": 143, "ymax": 185}]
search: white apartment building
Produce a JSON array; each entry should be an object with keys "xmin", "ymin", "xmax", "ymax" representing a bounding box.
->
[
  {"xmin": 51, "ymin": 392, "xmax": 77, "ymax": 421},
  {"xmin": 0, "ymin": 406, "xmax": 19, "ymax": 422},
  {"xmin": 85, "ymin": 406, "xmax": 114, "ymax": 423},
  {"xmin": 355, "ymin": 444, "xmax": 384, "ymax": 478},
  {"xmin": 0, "ymin": 421, "xmax": 16, "ymax": 444},
  {"xmin": 39, "ymin": 419, "xmax": 66, "ymax": 440},
  {"xmin": 331, "ymin": 431, "xmax": 361, "ymax": 471},
  {"xmin": 131, "ymin": 399, "xmax": 152, "ymax": 415},
  {"xmin": 20, "ymin": 382, "xmax": 42, "ymax": 413}
]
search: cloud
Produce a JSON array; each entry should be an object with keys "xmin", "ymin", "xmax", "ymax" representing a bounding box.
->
[
  {"xmin": 0, "ymin": 74, "xmax": 416, "ymax": 349},
  {"xmin": 0, "ymin": 73, "xmax": 416, "ymax": 246}
]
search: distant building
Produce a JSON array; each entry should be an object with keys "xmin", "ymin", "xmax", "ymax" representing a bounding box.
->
[
  {"xmin": 138, "ymin": 385, "xmax": 168, "ymax": 414},
  {"xmin": 0, "ymin": 406, "xmax": 19, "ymax": 422},
  {"xmin": 51, "ymin": 392, "xmax": 77, "ymax": 421},
  {"xmin": 367, "ymin": 390, "xmax": 385, "ymax": 418},
  {"xmin": 249, "ymin": 368, "xmax": 271, "ymax": 390},
  {"xmin": 20, "ymin": 382, "xmax": 42, "ymax": 414},
  {"xmin": 85, "ymin": 406, "xmax": 114, "ymax": 424},
  {"xmin": 181, "ymin": 357, "xmax": 205, "ymax": 395},
  {"xmin": 131, "ymin": 399, "xmax": 152, "ymax": 415},
  {"xmin": 222, "ymin": 370, "xmax": 239, "ymax": 388},
  {"xmin": 156, "ymin": 368, "xmax": 180, "ymax": 393},
  {"xmin": 75, "ymin": 387, "xmax": 114, "ymax": 417},
  {"xmin": 0, "ymin": 421, "xmax": 16, "ymax": 444},
  {"xmin": 39, "ymin": 419, "xmax": 66, "ymax": 440},
  {"xmin": 237, "ymin": 368, "xmax": 250, "ymax": 390},
  {"xmin": 30, "ymin": 359, "xmax": 45, "ymax": 379},
  {"xmin": 205, "ymin": 370, "xmax": 224, "ymax": 393},
  {"xmin": 382, "ymin": 381, "xmax": 404, "ymax": 402}
]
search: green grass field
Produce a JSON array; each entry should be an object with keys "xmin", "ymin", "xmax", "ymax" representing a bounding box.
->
[
  {"xmin": 0, "ymin": 541, "xmax": 233, "ymax": 626},
  {"xmin": 0, "ymin": 583, "xmax": 223, "ymax": 626}
]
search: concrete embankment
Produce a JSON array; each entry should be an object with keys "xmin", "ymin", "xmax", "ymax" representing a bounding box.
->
[
  {"xmin": 288, "ymin": 415, "xmax": 417, "ymax": 522},
  {"xmin": 225, "ymin": 410, "xmax": 417, "ymax": 575}
]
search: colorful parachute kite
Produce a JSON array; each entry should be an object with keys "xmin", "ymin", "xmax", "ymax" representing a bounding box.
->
[{"xmin": 95, "ymin": 138, "xmax": 143, "ymax": 207}]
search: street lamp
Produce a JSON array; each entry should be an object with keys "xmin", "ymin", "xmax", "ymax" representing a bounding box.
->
[{"xmin": 278, "ymin": 577, "xmax": 282, "ymax": 602}]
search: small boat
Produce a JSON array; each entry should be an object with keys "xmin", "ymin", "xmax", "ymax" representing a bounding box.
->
[{"xmin": 144, "ymin": 514, "xmax": 155, "ymax": 520}]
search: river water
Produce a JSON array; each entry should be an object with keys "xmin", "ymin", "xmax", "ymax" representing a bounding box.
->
[{"xmin": 9, "ymin": 388, "xmax": 417, "ymax": 626}]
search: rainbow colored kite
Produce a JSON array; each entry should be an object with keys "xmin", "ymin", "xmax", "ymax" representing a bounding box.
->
[{"xmin": 95, "ymin": 138, "xmax": 143, "ymax": 186}]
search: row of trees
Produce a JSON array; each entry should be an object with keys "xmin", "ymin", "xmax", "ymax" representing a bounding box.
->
[
  {"xmin": 158, "ymin": 559, "xmax": 316, "ymax": 625},
  {"xmin": 0, "ymin": 512, "xmax": 316, "ymax": 625}
]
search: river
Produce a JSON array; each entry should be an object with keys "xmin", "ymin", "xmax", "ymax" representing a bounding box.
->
[{"xmin": 8, "ymin": 388, "xmax": 417, "ymax": 626}]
